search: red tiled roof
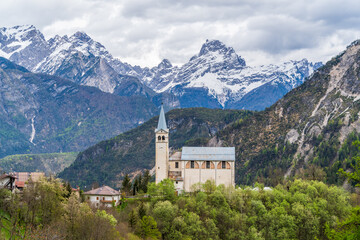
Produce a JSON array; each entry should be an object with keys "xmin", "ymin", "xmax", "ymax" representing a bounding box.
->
[
  {"xmin": 83, "ymin": 186, "xmax": 120, "ymax": 196},
  {"xmin": 15, "ymin": 181, "xmax": 25, "ymax": 188}
]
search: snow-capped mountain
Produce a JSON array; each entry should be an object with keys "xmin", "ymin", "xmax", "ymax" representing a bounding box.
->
[
  {"xmin": 137, "ymin": 40, "xmax": 322, "ymax": 109},
  {"xmin": 0, "ymin": 25, "xmax": 49, "ymax": 70},
  {"xmin": 0, "ymin": 25, "xmax": 322, "ymax": 110},
  {"xmin": 0, "ymin": 25, "xmax": 136, "ymax": 93}
]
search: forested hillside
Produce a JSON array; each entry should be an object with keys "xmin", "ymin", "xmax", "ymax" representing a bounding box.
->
[{"xmin": 59, "ymin": 108, "xmax": 252, "ymax": 188}]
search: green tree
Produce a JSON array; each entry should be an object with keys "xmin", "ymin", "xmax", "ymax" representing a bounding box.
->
[
  {"xmin": 63, "ymin": 181, "xmax": 72, "ymax": 198},
  {"xmin": 338, "ymin": 140, "xmax": 360, "ymax": 187},
  {"xmin": 138, "ymin": 202, "xmax": 147, "ymax": 219},
  {"xmin": 135, "ymin": 216, "xmax": 161, "ymax": 240},
  {"xmin": 122, "ymin": 174, "xmax": 131, "ymax": 196},
  {"xmin": 141, "ymin": 170, "xmax": 151, "ymax": 193},
  {"xmin": 326, "ymin": 207, "xmax": 360, "ymax": 240},
  {"xmin": 152, "ymin": 201, "xmax": 178, "ymax": 239},
  {"xmin": 128, "ymin": 209, "xmax": 138, "ymax": 230},
  {"xmin": 22, "ymin": 177, "xmax": 65, "ymax": 225},
  {"xmin": 202, "ymin": 179, "xmax": 216, "ymax": 194},
  {"xmin": 147, "ymin": 179, "xmax": 176, "ymax": 201},
  {"xmin": 132, "ymin": 177, "xmax": 139, "ymax": 196}
]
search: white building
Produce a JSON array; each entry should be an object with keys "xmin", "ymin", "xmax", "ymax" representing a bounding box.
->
[
  {"xmin": 83, "ymin": 186, "xmax": 121, "ymax": 207},
  {"xmin": 155, "ymin": 105, "xmax": 235, "ymax": 192},
  {"xmin": 0, "ymin": 174, "xmax": 16, "ymax": 192}
]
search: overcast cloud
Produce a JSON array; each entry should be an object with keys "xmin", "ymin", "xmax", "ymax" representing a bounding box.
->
[{"xmin": 1, "ymin": 0, "xmax": 360, "ymax": 67}]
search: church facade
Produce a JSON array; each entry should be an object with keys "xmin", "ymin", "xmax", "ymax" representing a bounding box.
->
[{"xmin": 155, "ymin": 105, "xmax": 235, "ymax": 192}]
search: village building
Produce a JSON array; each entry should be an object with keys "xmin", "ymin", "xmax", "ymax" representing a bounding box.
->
[
  {"xmin": 155, "ymin": 105, "xmax": 235, "ymax": 192},
  {"xmin": 0, "ymin": 174, "xmax": 16, "ymax": 192},
  {"xmin": 11, "ymin": 172, "xmax": 45, "ymax": 190},
  {"xmin": 83, "ymin": 186, "xmax": 121, "ymax": 207}
]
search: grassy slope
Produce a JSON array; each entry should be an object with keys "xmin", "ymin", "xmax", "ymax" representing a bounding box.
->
[{"xmin": 0, "ymin": 152, "xmax": 78, "ymax": 175}]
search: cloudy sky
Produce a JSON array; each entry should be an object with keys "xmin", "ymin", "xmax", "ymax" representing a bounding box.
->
[{"xmin": 2, "ymin": 0, "xmax": 360, "ymax": 67}]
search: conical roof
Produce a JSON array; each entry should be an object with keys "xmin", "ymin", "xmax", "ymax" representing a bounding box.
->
[{"xmin": 155, "ymin": 104, "xmax": 168, "ymax": 132}]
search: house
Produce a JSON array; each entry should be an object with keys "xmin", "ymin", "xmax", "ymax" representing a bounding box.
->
[
  {"xmin": 0, "ymin": 174, "xmax": 16, "ymax": 192},
  {"xmin": 83, "ymin": 186, "xmax": 121, "ymax": 207},
  {"xmin": 11, "ymin": 172, "xmax": 45, "ymax": 190},
  {"xmin": 155, "ymin": 105, "xmax": 235, "ymax": 192}
]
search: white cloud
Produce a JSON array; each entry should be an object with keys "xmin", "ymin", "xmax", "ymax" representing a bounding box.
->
[{"xmin": 1, "ymin": 0, "xmax": 360, "ymax": 67}]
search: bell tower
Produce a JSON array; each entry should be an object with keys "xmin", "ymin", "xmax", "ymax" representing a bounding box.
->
[{"xmin": 155, "ymin": 104, "xmax": 169, "ymax": 184}]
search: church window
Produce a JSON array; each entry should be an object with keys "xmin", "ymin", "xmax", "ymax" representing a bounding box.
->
[
  {"xmin": 175, "ymin": 162, "xmax": 179, "ymax": 168},
  {"xmin": 206, "ymin": 161, "xmax": 210, "ymax": 169},
  {"xmin": 162, "ymin": 135, "xmax": 165, "ymax": 140},
  {"xmin": 158, "ymin": 136, "xmax": 161, "ymax": 141},
  {"xmin": 176, "ymin": 181, "xmax": 178, "ymax": 184},
  {"xmin": 96, "ymin": 197, "xmax": 99, "ymax": 200},
  {"xmin": 222, "ymin": 161, "xmax": 226, "ymax": 169},
  {"xmin": 191, "ymin": 161, "xmax": 195, "ymax": 168}
]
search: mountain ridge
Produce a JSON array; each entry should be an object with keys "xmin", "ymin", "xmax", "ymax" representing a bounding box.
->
[{"xmin": 0, "ymin": 25, "xmax": 322, "ymax": 111}]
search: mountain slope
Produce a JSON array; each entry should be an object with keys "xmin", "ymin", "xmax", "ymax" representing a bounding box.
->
[
  {"xmin": 58, "ymin": 108, "xmax": 252, "ymax": 188},
  {"xmin": 213, "ymin": 40, "xmax": 360, "ymax": 185},
  {"xmin": 0, "ymin": 57, "xmax": 157, "ymax": 158},
  {"xmin": 0, "ymin": 152, "xmax": 77, "ymax": 175}
]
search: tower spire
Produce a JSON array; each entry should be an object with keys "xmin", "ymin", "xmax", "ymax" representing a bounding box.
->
[{"xmin": 156, "ymin": 104, "xmax": 168, "ymax": 132}]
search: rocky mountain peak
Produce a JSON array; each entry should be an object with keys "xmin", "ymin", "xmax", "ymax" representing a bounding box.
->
[
  {"xmin": 0, "ymin": 25, "xmax": 45, "ymax": 44},
  {"xmin": 194, "ymin": 39, "xmax": 246, "ymax": 67},
  {"xmin": 199, "ymin": 39, "xmax": 227, "ymax": 55},
  {"xmin": 71, "ymin": 31, "xmax": 92, "ymax": 43},
  {"xmin": 157, "ymin": 59, "xmax": 172, "ymax": 69},
  {"xmin": 348, "ymin": 39, "xmax": 360, "ymax": 48}
]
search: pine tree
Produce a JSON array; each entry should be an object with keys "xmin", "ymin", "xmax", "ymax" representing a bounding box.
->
[
  {"xmin": 132, "ymin": 177, "xmax": 139, "ymax": 196},
  {"xmin": 128, "ymin": 209, "xmax": 138, "ymax": 230},
  {"xmin": 138, "ymin": 202, "xmax": 146, "ymax": 219},
  {"xmin": 141, "ymin": 170, "xmax": 151, "ymax": 193},
  {"xmin": 121, "ymin": 174, "xmax": 131, "ymax": 196}
]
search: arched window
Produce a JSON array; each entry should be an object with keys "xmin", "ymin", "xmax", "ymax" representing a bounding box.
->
[
  {"xmin": 158, "ymin": 136, "xmax": 161, "ymax": 141},
  {"xmin": 206, "ymin": 161, "xmax": 210, "ymax": 169},
  {"xmin": 162, "ymin": 135, "xmax": 165, "ymax": 140}
]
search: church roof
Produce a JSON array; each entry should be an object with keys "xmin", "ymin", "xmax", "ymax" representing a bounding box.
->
[
  {"xmin": 181, "ymin": 147, "xmax": 235, "ymax": 161},
  {"xmin": 155, "ymin": 104, "xmax": 168, "ymax": 132}
]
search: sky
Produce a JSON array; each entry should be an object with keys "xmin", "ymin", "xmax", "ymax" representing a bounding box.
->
[{"xmin": 2, "ymin": 0, "xmax": 360, "ymax": 67}]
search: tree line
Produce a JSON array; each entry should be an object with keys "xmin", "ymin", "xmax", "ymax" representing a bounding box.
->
[{"xmin": 1, "ymin": 140, "xmax": 360, "ymax": 239}]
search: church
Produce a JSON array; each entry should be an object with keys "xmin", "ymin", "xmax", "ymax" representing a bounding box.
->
[{"xmin": 155, "ymin": 105, "xmax": 235, "ymax": 192}]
